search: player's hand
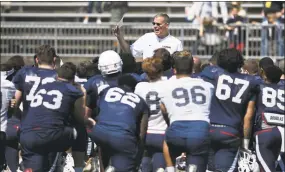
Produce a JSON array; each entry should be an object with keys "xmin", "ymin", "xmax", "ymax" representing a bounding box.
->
[
  {"xmin": 10, "ymin": 99, "xmax": 16, "ymax": 108},
  {"xmin": 113, "ymin": 25, "xmax": 121, "ymax": 38},
  {"xmin": 87, "ymin": 117, "xmax": 96, "ymax": 127}
]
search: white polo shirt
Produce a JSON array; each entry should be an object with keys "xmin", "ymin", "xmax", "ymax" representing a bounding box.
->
[{"xmin": 130, "ymin": 32, "xmax": 183, "ymax": 59}]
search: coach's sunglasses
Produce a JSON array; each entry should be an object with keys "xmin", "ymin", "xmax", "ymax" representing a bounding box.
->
[{"xmin": 152, "ymin": 22, "xmax": 167, "ymax": 26}]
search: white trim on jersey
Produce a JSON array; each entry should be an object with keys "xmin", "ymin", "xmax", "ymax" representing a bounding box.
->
[
  {"xmin": 147, "ymin": 129, "xmax": 165, "ymax": 135},
  {"xmin": 228, "ymin": 149, "xmax": 239, "ymax": 172},
  {"xmin": 277, "ymin": 126, "xmax": 284, "ymax": 152},
  {"xmin": 256, "ymin": 135, "xmax": 271, "ymax": 172},
  {"xmin": 74, "ymin": 75, "xmax": 87, "ymax": 83}
]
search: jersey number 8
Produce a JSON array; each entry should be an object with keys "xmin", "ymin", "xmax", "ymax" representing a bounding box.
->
[{"xmin": 146, "ymin": 91, "xmax": 160, "ymax": 115}]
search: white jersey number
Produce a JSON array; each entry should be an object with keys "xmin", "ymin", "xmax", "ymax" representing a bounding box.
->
[
  {"xmin": 172, "ymin": 86, "xmax": 207, "ymax": 107},
  {"xmin": 105, "ymin": 87, "xmax": 140, "ymax": 109},
  {"xmin": 30, "ymin": 89, "xmax": 63, "ymax": 110},
  {"xmin": 216, "ymin": 75, "xmax": 249, "ymax": 104},
  {"xmin": 262, "ymin": 87, "xmax": 284, "ymax": 111},
  {"xmin": 25, "ymin": 76, "xmax": 55, "ymax": 101},
  {"xmin": 146, "ymin": 91, "xmax": 160, "ymax": 115}
]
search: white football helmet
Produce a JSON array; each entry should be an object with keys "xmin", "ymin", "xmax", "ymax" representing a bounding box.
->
[
  {"xmin": 238, "ymin": 149, "xmax": 259, "ymax": 172},
  {"xmin": 98, "ymin": 50, "xmax": 123, "ymax": 76}
]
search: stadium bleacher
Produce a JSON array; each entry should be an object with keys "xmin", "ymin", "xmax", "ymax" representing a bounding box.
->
[
  {"xmin": 1, "ymin": 1, "xmax": 264, "ymax": 22},
  {"xmin": 1, "ymin": 1, "xmax": 284, "ymax": 64}
]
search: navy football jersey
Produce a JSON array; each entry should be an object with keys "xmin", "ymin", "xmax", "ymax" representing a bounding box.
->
[
  {"xmin": 21, "ymin": 80, "xmax": 83, "ymax": 131},
  {"xmin": 96, "ymin": 86, "xmax": 148, "ymax": 137},
  {"xmin": 253, "ymin": 75, "xmax": 263, "ymax": 83},
  {"xmin": 278, "ymin": 79, "xmax": 285, "ymax": 85},
  {"xmin": 255, "ymin": 82, "xmax": 285, "ymax": 130},
  {"xmin": 84, "ymin": 73, "xmax": 141, "ymax": 109},
  {"xmin": 12, "ymin": 66, "xmax": 56, "ymax": 119},
  {"xmin": 200, "ymin": 66, "xmax": 259, "ymax": 129}
]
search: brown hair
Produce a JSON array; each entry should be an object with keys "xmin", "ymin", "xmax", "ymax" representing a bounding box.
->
[
  {"xmin": 243, "ymin": 59, "xmax": 259, "ymax": 75},
  {"xmin": 172, "ymin": 50, "xmax": 194, "ymax": 75},
  {"xmin": 36, "ymin": 45, "xmax": 57, "ymax": 65},
  {"xmin": 142, "ymin": 57, "xmax": 163, "ymax": 81}
]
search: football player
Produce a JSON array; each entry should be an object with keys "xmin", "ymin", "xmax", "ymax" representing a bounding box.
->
[
  {"xmin": 159, "ymin": 50, "xmax": 214, "ymax": 172},
  {"xmin": 87, "ymin": 74, "xmax": 149, "ymax": 171},
  {"xmin": 12, "ymin": 45, "xmax": 58, "ymax": 120},
  {"xmin": 4, "ymin": 58, "xmax": 24, "ymax": 172},
  {"xmin": 0, "ymin": 63, "xmax": 16, "ymax": 171},
  {"xmin": 84, "ymin": 50, "xmax": 142, "ymax": 117},
  {"xmin": 11, "ymin": 45, "xmax": 62, "ymax": 171},
  {"xmin": 135, "ymin": 57, "xmax": 167, "ymax": 172},
  {"xmin": 256, "ymin": 57, "xmax": 275, "ymax": 82},
  {"xmin": 241, "ymin": 59, "xmax": 259, "ymax": 76},
  {"xmin": 140, "ymin": 48, "xmax": 174, "ymax": 81},
  {"xmin": 70, "ymin": 60, "xmax": 98, "ymax": 172},
  {"xmin": 254, "ymin": 65, "xmax": 284, "ymax": 172},
  {"xmin": 19, "ymin": 62, "xmax": 95, "ymax": 172},
  {"xmin": 200, "ymin": 48, "xmax": 258, "ymax": 171}
]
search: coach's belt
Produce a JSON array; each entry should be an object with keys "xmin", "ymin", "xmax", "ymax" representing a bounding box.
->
[{"xmin": 211, "ymin": 124, "xmax": 228, "ymax": 128}]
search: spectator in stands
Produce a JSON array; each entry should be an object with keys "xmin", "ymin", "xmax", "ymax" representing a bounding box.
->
[
  {"xmin": 261, "ymin": 12, "xmax": 284, "ymax": 56},
  {"xmin": 113, "ymin": 13, "xmax": 183, "ymax": 60},
  {"xmin": 185, "ymin": 2, "xmax": 228, "ymax": 27},
  {"xmin": 83, "ymin": 1, "xmax": 128, "ymax": 24},
  {"xmin": 192, "ymin": 17, "xmax": 223, "ymax": 55},
  {"xmin": 231, "ymin": 2, "xmax": 247, "ymax": 18},
  {"xmin": 225, "ymin": 5, "xmax": 247, "ymax": 52},
  {"xmin": 262, "ymin": 1, "xmax": 284, "ymax": 23}
]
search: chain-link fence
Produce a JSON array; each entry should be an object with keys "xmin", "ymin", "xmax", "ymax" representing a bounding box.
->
[{"xmin": 1, "ymin": 22, "xmax": 284, "ymax": 61}]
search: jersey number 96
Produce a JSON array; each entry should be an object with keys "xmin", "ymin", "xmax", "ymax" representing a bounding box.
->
[{"xmin": 172, "ymin": 86, "xmax": 208, "ymax": 107}]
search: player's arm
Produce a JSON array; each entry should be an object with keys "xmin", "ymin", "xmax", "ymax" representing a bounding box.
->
[
  {"xmin": 113, "ymin": 26, "xmax": 131, "ymax": 53},
  {"xmin": 139, "ymin": 108, "xmax": 149, "ymax": 147},
  {"xmin": 11, "ymin": 90, "xmax": 22, "ymax": 119},
  {"xmin": 160, "ymin": 103, "xmax": 170, "ymax": 126},
  {"xmin": 74, "ymin": 86, "xmax": 95, "ymax": 128},
  {"xmin": 242, "ymin": 99, "xmax": 256, "ymax": 150},
  {"xmin": 11, "ymin": 69, "xmax": 24, "ymax": 118},
  {"xmin": 85, "ymin": 90, "xmax": 98, "ymax": 118}
]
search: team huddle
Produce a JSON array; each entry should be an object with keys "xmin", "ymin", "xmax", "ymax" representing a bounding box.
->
[{"xmin": 0, "ymin": 45, "xmax": 284, "ymax": 172}]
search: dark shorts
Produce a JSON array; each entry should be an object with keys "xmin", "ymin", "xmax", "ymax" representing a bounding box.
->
[
  {"xmin": 20, "ymin": 127, "xmax": 75, "ymax": 172},
  {"xmin": 166, "ymin": 121, "xmax": 210, "ymax": 172},
  {"xmin": 88, "ymin": 124, "xmax": 139, "ymax": 172}
]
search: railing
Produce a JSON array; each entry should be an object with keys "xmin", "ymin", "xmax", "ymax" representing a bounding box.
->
[{"xmin": 1, "ymin": 22, "xmax": 284, "ymax": 61}]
